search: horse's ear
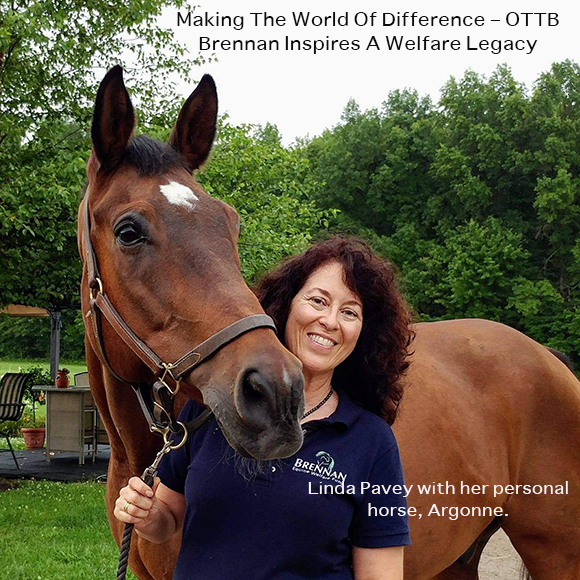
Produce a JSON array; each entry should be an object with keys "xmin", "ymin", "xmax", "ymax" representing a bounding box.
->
[
  {"xmin": 168, "ymin": 74, "xmax": 217, "ymax": 172},
  {"xmin": 91, "ymin": 66, "xmax": 135, "ymax": 171}
]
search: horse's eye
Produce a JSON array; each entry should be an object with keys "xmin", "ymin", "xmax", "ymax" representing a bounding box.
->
[{"xmin": 115, "ymin": 223, "xmax": 143, "ymax": 246}]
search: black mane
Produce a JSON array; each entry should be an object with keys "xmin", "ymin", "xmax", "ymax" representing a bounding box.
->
[{"xmin": 125, "ymin": 135, "xmax": 187, "ymax": 176}]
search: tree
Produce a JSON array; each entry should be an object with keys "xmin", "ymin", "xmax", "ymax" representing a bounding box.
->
[
  {"xmin": 307, "ymin": 90, "xmax": 440, "ymax": 238},
  {"xmin": 305, "ymin": 62, "xmax": 580, "ymax": 363},
  {"xmin": 0, "ymin": 0, "xmax": 200, "ymax": 308},
  {"xmin": 197, "ymin": 121, "xmax": 336, "ymax": 282}
]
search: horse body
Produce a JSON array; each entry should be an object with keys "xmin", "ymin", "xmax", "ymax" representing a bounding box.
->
[
  {"xmin": 398, "ymin": 318, "xmax": 580, "ymax": 579},
  {"xmin": 81, "ymin": 68, "xmax": 580, "ymax": 579},
  {"xmin": 89, "ymin": 315, "xmax": 580, "ymax": 579}
]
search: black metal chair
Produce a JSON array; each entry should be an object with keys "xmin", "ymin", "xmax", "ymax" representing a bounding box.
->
[{"xmin": 0, "ymin": 373, "xmax": 32, "ymax": 468}]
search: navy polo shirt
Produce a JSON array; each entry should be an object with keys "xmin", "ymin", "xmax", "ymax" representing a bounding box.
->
[{"xmin": 159, "ymin": 389, "xmax": 411, "ymax": 580}]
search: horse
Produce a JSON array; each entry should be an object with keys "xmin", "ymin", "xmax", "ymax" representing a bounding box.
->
[
  {"xmin": 81, "ymin": 69, "xmax": 580, "ymax": 580},
  {"xmin": 397, "ymin": 318, "xmax": 580, "ymax": 579},
  {"xmin": 78, "ymin": 67, "xmax": 305, "ymax": 579}
]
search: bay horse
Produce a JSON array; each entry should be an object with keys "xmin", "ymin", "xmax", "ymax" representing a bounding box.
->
[
  {"xmin": 81, "ymin": 69, "xmax": 580, "ymax": 580},
  {"xmin": 397, "ymin": 319, "xmax": 580, "ymax": 579},
  {"xmin": 78, "ymin": 67, "xmax": 305, "ymax": 579}
]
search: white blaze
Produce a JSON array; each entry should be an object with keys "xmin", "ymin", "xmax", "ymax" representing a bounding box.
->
[{"xmin": 160, "ymin": 181, "xmax": 198, "ymax": 210}]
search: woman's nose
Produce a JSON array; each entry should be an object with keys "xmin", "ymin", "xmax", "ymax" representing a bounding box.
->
[{"xmin": 319, "ymin": 308, "xmax": 339, "ymax": 330}]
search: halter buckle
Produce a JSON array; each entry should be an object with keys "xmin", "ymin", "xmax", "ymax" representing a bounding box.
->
[
  {"xmin": 90, "ymin": 277, "xmax": 104, "ymax": 301},
  {"xmin": 158, "ymin": 363, "xmax": 181, "ymax": 396},
  {"xmin": 152, "ymin": 401, "xmax": 174, "ymax": 427}
]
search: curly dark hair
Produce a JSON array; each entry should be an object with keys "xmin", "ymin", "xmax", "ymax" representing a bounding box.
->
[{"xmin": 254, "ymin": 236, "xmax": 415, "ymax": 425}]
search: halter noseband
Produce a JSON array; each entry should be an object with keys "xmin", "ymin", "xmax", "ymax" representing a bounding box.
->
[{"xmin": 81, "ymin": 193, "xmax": 277, "ymax": 440}]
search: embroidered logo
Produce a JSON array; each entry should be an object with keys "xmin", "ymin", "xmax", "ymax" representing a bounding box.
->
[
  {"xmin": 315, "ymin": 450, "xmax": 335, "ymax": 471},
  {"xmin": 292, "ymin": 450, "xmax": 347, "ymax": 483}
]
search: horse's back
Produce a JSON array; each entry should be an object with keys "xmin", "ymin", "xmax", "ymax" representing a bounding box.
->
[
  {"xmin": 395, "ymin": 318, "xmax": 580, "ymax": 579},
  {"xmin": 402, "ymin": 318, "xmax": 580, "ymax": 435}
]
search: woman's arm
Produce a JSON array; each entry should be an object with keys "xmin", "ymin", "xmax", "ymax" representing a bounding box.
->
[
  {"xmin": 352, "ymin": 545, "xmax": 404, "ymax": 580},
  {"xmin": 114, "ymin": 476, "xmax": 186, "ymax": 544}
]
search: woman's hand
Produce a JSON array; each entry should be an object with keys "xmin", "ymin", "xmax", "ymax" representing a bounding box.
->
[
  {"xmin": 113, "ymin": 476, "xmax": 186, "ymax": 543},
  {"xmin": 114, "ymin": 476, "xmax": 160, "ymax": 532}
]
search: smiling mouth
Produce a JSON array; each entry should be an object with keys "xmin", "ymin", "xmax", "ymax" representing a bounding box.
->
[{"xmin": 307, "ymin": 333, "xmax": 337, "ymax": 347}]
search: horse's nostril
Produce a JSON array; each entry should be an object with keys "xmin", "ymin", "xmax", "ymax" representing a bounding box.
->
[{"xmin": 242, "ymin": 371, "xmax": 267, "ymax": 405}]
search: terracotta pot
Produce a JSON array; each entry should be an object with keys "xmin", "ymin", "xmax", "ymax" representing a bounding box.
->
[
  {"xmin": 55, "ymin": 371, "xmax": 70, "ymax": 388},
  {"xmin": 21, "ymin": 427, "xmax": 46, "ymax": 449}
]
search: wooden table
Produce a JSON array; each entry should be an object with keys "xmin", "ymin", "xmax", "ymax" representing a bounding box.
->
[{"xmin": 33, "ymin": 386, "xmax": 98, "ymax": 465}]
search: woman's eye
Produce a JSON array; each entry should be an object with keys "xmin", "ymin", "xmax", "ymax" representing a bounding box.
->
[
  {"xmin": 115, "ymin": 223, "xmax": 143, "ymax": 246},
  {"xmin": 309, "ymin": 297, "xmax": 326, "ymax": 306},
  {"xmin": 343, "ymin": 309, "xmax": 359, "ymax": 319}
]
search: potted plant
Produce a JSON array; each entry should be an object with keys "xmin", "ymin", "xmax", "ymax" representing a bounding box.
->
[
  {"xmin": 55, "ymin": 368, "xmax": 70, "ymax": 388},
  {"xmin": 21, "ymin": 426, "xmax": 46, "ymax": 449},
  {"xmin": 20, "ymin": 407, "xmax": 46, "ymax": 450},
  {"xmin": 19, "ymin": 365, "xmax": 50, "ymax": 450}
]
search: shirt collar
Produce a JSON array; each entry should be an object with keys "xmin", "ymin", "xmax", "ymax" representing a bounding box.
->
[{"xmin": 303, "ymin": 387, "xmax": 362, "ymax": 431}]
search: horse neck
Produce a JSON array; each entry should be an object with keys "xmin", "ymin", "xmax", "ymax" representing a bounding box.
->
[
  {"xmin": 87, "ymin": 347, "xmax": 162, "ymax": 476},
  {"xmin": 105, "ymin": 374, "xmax": 162, "ymax": 474}
]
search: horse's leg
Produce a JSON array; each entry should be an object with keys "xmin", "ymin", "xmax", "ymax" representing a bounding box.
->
[
  {"xmin": 499, "ymin": 360, "xmax": 580, "ymax": 579},
  {"xmin": 87, "ymin": 344, "xmax": 177, "ymax": 580},
  {"xmin": 501, "ymin": 530, "xmax": 580, "ymax": 580},
  {"xmin": 427, "ymin": 517, "xmax": 502, "ymax": 580},
  {"xmin": 430, "ymin": 564, "xmax": 475, "ymax": 580},
  {"xmin": 501, "ymin": 502, "xmax": 580, "ymax": 580}
]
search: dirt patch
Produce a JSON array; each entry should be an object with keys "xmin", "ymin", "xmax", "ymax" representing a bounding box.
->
[
  {"xmin": 0, "ymin": 477, "xmax": 21, "ymax": 492},
  {"xmin": 480, "ymin": 529, "xmax": 522, "ymax": 579}
]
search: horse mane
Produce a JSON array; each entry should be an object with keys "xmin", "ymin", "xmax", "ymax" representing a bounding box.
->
[
  {"xmin": 545, "ymin": 346, "xmax": 576, "ymax": 374},
  {"xmin": 125, "ymin": 135, "xmax": 187, "ymax": 176},
  {"xmin": 79, "ymin": 136, "xmax": 187, "ymax": 200}
]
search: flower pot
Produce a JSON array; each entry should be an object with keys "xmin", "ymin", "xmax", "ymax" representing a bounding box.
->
[
  {"xmin": 55, "ymin": 371, "xmax": 70, "ymax": 388},
  {"xmin": 21, "ymin": 427, "xmax": 46, "ymax": 449}
]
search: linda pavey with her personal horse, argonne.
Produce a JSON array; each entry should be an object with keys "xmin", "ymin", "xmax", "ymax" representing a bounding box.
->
[{"xmin": 80, "ymin": 67, "xmax": 580, "ymax": 579}]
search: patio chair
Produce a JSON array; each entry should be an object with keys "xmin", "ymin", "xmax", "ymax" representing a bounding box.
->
[
  {"xmin": 73, "ymin": 372, "xmax": 109, "ymax": 450},
  {"xmin": 73, "ymin": 372, "xmax": 89, "ymax": 386},
  {"xmin": 0, "ymin": 373, "xmax": 32, "ymax": 469}
]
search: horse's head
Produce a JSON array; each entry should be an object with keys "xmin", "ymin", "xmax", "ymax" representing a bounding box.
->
[{"xmin": 79, "ymin": 67, "xmax": 304, "ymax": 460}]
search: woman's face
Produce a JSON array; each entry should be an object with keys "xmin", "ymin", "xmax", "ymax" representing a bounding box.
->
[{"xmin": 285, "ymin": 261, "xmax": 363, "ymax": 380}]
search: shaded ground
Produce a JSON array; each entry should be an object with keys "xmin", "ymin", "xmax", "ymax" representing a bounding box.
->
[
  {"xmin": 0, "ymin": 478, "xmax": 19, "ymax": 492},
  {"xmin": 0, "ymin": 445, "xmax": 110, "ymax": 481}
]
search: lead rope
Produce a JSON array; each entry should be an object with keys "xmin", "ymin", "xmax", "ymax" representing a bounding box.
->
[
  {"xmin": 117, "ymin": 439, "xmax": 174, "ymax": 580},
  {"xmin": 116, "ymin": 403, "xmax": 214, "ymax": 580}
]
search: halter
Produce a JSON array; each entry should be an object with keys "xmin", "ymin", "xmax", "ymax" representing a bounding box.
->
[
  {"xmin": 82, "ymin": 194, "xmax": 276, "ymax": 439},
  {"xmin": 82, "ymin": 193, "xmax": 278, "ymax": 580}
]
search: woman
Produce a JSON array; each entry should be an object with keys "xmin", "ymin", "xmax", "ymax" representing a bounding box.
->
[{"xmin": 114, "ymin": 236, "xmax": 415, "ymax": 579}]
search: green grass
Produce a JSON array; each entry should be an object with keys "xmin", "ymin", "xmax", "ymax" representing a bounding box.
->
[
  {"xmin": 0, "ymin": 359, "xmax": 87, "ymax": 377},
  {"xmin": 0, "ymin": 479, "xmax": 137, "ymax": 579},
  {"xmin": 0, "ymin": 436, "xmax": 26, "ymax": 450}
]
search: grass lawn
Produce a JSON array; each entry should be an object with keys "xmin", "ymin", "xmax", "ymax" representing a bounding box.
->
[
  {"xmin": 0, "ymin": 359, "xmax": 87, "ymax": 377},
  {"xmin": 0, "ymin": 479, "xmax": 137, "ymax": 579}
]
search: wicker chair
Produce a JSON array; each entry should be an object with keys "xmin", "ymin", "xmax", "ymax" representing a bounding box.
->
[{"xmin": 0, "ymin": 373, "xmax": 32, "ymax": 468}]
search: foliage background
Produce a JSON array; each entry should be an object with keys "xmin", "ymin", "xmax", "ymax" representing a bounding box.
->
[
  {"xmin": 0, "ymin": 1, "xmax": 578, "ymax": 367},
  {"xmin": 305, "ymin": 62, "xmax": 580, "ymax": 364}
]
